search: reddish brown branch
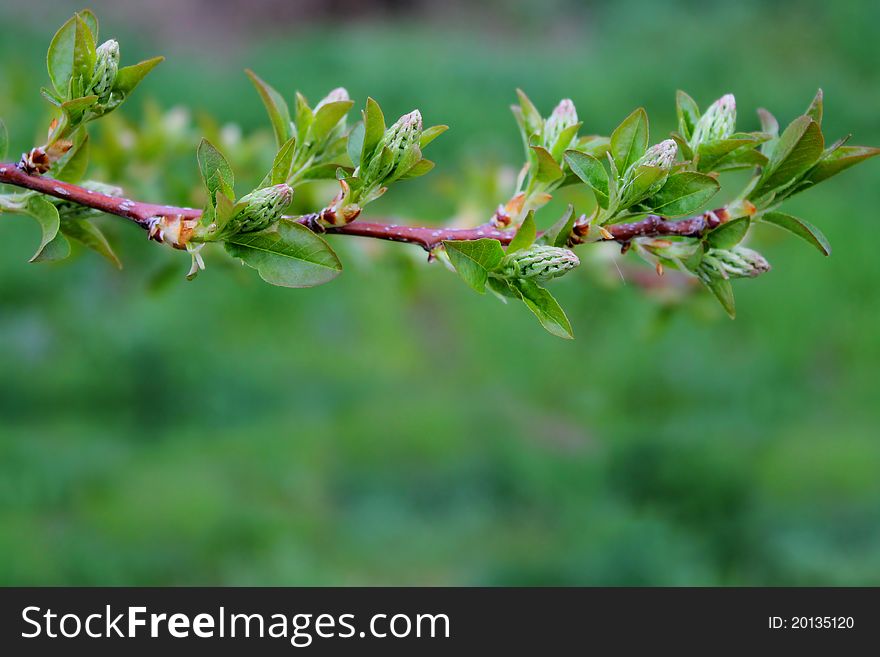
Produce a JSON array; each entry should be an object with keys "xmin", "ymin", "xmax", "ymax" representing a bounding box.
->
[{"xmin": 1, "ymin": 163, "xmax": 728, "ymax": 250}]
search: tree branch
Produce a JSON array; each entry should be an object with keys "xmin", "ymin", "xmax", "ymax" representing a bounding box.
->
[{"xmin": 1, "ymin": 163, "xmax": 728, "ymax": 251}]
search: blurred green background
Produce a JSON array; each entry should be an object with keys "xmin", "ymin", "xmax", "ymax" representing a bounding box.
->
[{"xmin": 1, "ymin": 0, "xmax": 879, "ymax": 585}]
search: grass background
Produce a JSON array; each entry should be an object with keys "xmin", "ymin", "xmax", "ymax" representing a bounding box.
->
[{"xmin": 1, "ymin": 0, "xmax": 879, "ymax": 585}]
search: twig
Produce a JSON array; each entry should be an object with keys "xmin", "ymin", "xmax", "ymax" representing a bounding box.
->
[{"xmin": 0, "ymin": 163, "xmax": 728, "ymax": 250}]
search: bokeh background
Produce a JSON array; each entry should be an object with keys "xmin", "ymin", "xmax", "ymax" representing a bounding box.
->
[{"xmin": 1, "ymin": 0, "xmax": 879, "ymax": 585}]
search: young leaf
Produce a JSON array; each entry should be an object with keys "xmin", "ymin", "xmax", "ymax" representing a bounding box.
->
[
  {"xmin": 0, "ymin": 118, "xmax": 7, "ymax": 160},
  {"xmin": 610, "ymin": 108, "xmax": 648, "ymax": 173},
  {"xmin": 197, "ymin": 139, "xmax": 234, "ymax": 203},
  {"xmin": 61, "ymin": 218, "xmax": 122, "ymax": 269},
  {"xmin": 72, "ymin": 14, "xmax": 96, "ymax": 87},
  {"xmin": 564, "ymin": 150, "xmax": 609, "ymax": 208},
  {"xmin": 676, "ymin": 90, "xmax": 700, "ymax": 140},
  {"xmin": 516, "ymin": 89, "xmax": 543, "ymax": 136},
  {"xmin": 757, "ymin": 108, "xmax": 779, "ymax": 156},
  {"xmin": 805, "ymin": 89, "xmax": 823, "ymax": 125},
  {"xmin": 802, "ymin": 145, "xmax": 880, "ymax": 186},
  {"xmin": 511, "ymin": 279, "xmax": 573, "ymax": 339},
  {"xmin": 646, "ymin": 172, "xmax": 719, "ymax": 216},
  {"xmin": 267, "ymin": 137, "xmax": 296, "ymax": 186},
  {"xmin": 47, "ymin": 15, "xmax": 79, "ymax": 97},
  {"xmin": 621, "ymin": 165, "xmax": 667, "ymax": 206},
  {"xmin": 706, "ymin": 217, "xmax": 750, "ymax": 249},
  {"xmin": 245, "ymin": 69, "xmax": 292, "ymax": 148},
  {"xmin": 79, "ymin": 9, "xmax": 98, "ymax": 41},
  {"xmin": 761, "ymin": 211, "xmax": 831, "ymax": 256},
  {"xmin": 294, "ymin": 92, "xmax": 314, "ymax": 146},
  {"xmin": 361, "ymin": 98, "xmax": 385, "ymax": 166},
  {"xmin": 113, "ymin": 56, "xmax": 164, "ymax": 96},
  {"xmin": 420, "ymin": 125, "xmax": 448, "ymax": 148},
  {"xmin": 507, "ymin": 211, "xmax": 536, "ymax": 253},
  {"xmin": 705, "ymin": 277, "xmax": 736, "ymax": 318},
  {"xmin": 753, "ymin": 116, "xmax": 824, "ymax": 196},
  {"xmin": 398, "ymin": 159, "xmax": 435, "ymax": 180},
  {"xmin": 443, "ymin": 239, "xmax": 506, "ymax": 293},
  {"xmin": 696, "ymin": 136, "xmax": 762, "ymax": 172},
  {"xmin": 312, "ymin": 100, "xmax": 354, "ymax": 142},
  {"xmin": 538, "ymin": 205, "xmax": 576, "ymax": 248},
  {"xmin": 346, "ymin": 121, "xmax": 365, "ymax": 165},
  {"xmin": 530, "ymin": 145, "xmax": 564, "ymax": 183},
  {"xmin": 224, "ymin": 220, "xmax": 342, "ymax": 288},
  {"xmin": 26, "ymin": 195, "xmax": 70, "ymax": 263}
]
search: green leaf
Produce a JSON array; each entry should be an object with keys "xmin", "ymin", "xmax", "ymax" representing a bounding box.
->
[
  {"xmin": 60, "ymin": 95, "xmax": 98, "ymax": 123},
  {"xmin": 538, "ymin": 205, "xmax": 576, "ymax": 248},
  {"xmin": 26, "ymin": 195, "xmax": 70, "ymax": 263},
  {"xmin": 47, "ymin": 15, "xmax": 78, "ymax": 97},
  {"xmin": 0, "ymin": 118, "xmax": 7, "ymax": 160},
  {"xmin": 267, "ymin": 137, "xmax": 296, "ymax": 186},
  {"xmin": 705, "ymin": 277, "xmax": 736, "ymax": 318},
  {"xmin": 707, "ymin": 217, "xmax": 750, "ymax": 249},
  {"xmin": 646, "ymin": 171, "xmax": 719, "ymax": 216},
  {"xmin": 697, "ymin": 137, "xmax": 762, "ymax": 172},
  {"xmin": 443, "ymin": 239, "xmax": 506, "ymax": 293},
  {"xmin": 761, "ymin": 211, "xmax": 830, "ymax": 256},
  {"xmin": 398, "ymin": 158, "xmax": 435, "ymax": 180},
  {"xmin": 53, "ymin": 133, "xmax": 90, "ymax": 183},
  {"xmin": 516, "ymin": 89, "xmax": 543, "ymax": 136},
  {"xmin": 72, "ymin": 15, "xmax": 96, "ymax": 87},
  {"xmin": 61, "ymin": 218, "xmax": 122, "ymax": 268},
  {"xmin": 224, "ymin": 220, "xmax": 342, "ymax": 288},
  {"xmin": 511, "ymin": 279, "xmax": 573, "ymax": 339},
  {"xmin": 298, "ymin": 162, "xmax": 352, "ymax": 183},
  {"xmin": 361, "ymin": 98, "xmax": 386, "ymax": 166},
  {"xmin": 294, "ymin": 92, "xmax": 314, "ymax": 146},
  {"xmin": 113, "ymin": 56, "xmax": 164, "ymax": 96},
  {"xmin": 530, "ymin": 145, "xmax": 564, "ymax": 183},
  {"xmin": 803, "ymin": 145, "xmax": 880, "ymax": 186},
  {"xmin": 347, "ymin": 121, "xmax": 364, "ymax": 165},
  {"xmin": 564, "ymin": 150, "xmax": 609, "ymax": 208},
  {"xmin": 507, "ymin": 211, "xmax": 536, "ymax": 253},
  {"xmin": 753, "ymin": 116, "xmax": 824, "ymax": 196},
  {"xmin": 610, "ymin": 108, "xmax": 648, "ymax": 173},
  {"xmin": 757, "ymin": 108, "xmax": 779, "ymax": 156},
  {"xmin": 244, "ymin": 69, "xmax": 291, "ymax": 148},
  {"xmin": 676, "ymin": 90, "xmax": 700, "ymax": 141},
  {"xmin": 714, "ymin": 147, "xmax": 768, "ymax": 172},
  {"xmin": 197, "ymin": 139, "xmax": 234, "ymax": 203},
  {"xmin": 420, "ymin": 125, "xmax": 448, "ymax": 148},
  {"xmin": 622, "ymin": 165, "xmax": 667, "ymax": 206},
  {"xmin": 805, "ymin": 89, "xmax": 823, "ymax": 125},
  {"xmin": 312, "ymin": 100, "xmax": 354, "ymax": 142},
  {"xmin": 79, "ymin": 10, "xmax": 98, "ymax": 41}
]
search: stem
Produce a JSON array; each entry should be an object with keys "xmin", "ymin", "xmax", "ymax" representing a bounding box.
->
[{"xmin": 0, "ymin": 163, "xmax": 728, "ymax": 251}]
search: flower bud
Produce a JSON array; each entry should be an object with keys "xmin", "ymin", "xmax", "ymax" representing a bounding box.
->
[
  {"xmin": 501, "ymin": 244, "xmax": 580, "ymax": 282},
  {"xmin": 364, "ymin": 110, "xmax": 424, "ymax": 187},
  {"xmin": 231, "ymin": 183, "xmax": 293, "ymax": 234},
  {"xmin": 544, "ymin": 98, "xmax": 578, "ymax": 152},
  {"xmin": 636, "ymin": 139, "xmax": 678, "ymax": 171},
  {"xmin": 699, "ymin": 246, "xmax": 770, "ymax": 281},
  {"xmin": 691, "ymin": 93, "xmax": 736, "ymax": 147},
  {"xmin": 89, "ymin": 39, "xmax": 120, "ymax": 104}
]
